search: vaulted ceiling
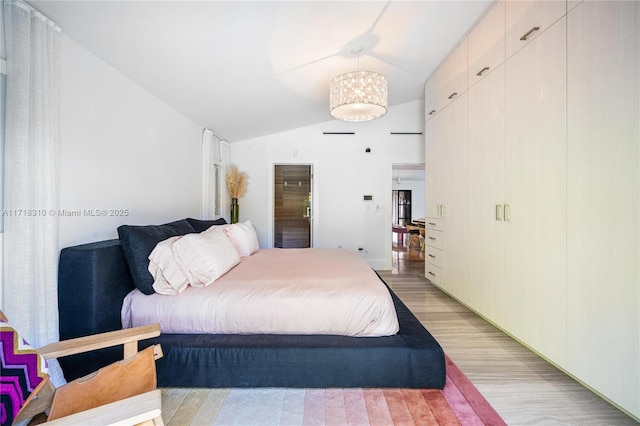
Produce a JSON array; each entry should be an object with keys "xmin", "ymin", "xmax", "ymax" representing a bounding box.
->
[{"xmin": 30, "ymin": 1, "xmax": 491, "ymax": 142}]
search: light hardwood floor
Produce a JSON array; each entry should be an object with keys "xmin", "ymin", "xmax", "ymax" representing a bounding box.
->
[
  {"xmin": 160, "ymin": 245, "xmax": 638, "ymax": 425},
  {"xmin": 386, "ymin": 244, "xmax": 637, "ymax": 425}
]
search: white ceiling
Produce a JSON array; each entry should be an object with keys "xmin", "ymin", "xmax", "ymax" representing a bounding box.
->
[{"xmin": 30, "ymin": 0, "xmax": 491, "ymax": 143}]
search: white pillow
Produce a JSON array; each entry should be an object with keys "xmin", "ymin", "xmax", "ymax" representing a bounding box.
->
[
  {"xmin": 148, "ymin": 236, "xmax": 190, "ymax": 295},
  {"xmin": 172, "ymin": 228, "xmax": 241, "ymax": 286},
  {"xmin": 224, "ymin": 220, "xmax": 260, "ymax": 258}
]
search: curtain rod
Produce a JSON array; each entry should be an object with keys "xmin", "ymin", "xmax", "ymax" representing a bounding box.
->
[
  {"xmin": 202, "ymin": 128, "xmax": 226, "ymax": 143},
  {"xmin": 10, "ymin": 0, "xmax": 61, "ymax": 31}
]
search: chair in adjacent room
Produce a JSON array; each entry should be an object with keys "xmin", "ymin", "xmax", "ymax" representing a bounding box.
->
[
  {"xmin": 1, "ymin": 310, "xmax": 164, "ymax": 425},
  {"xmin": 406, "ymin": 225, "xmax": 423, "ymax": 251}
]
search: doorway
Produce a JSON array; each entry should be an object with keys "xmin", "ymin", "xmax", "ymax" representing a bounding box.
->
[
  {"xmin": 273, "ymin": 164, "xmax": 313, "ymax": 248},
  {"xmin": 391, "ymin": 164, "xmax": 425, "ymax": 274}
]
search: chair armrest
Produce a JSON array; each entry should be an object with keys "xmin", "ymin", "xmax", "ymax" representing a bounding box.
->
[
  {"xmin": 37, "ymin": 324, "xmax": 160, "ymax": 360},
  {"xmin": 44, "ymin": 389, "xmax": 163, "ymax": 425}
]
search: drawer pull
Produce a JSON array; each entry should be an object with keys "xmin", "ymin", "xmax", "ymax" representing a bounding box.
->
[
  {"xmin": 520, "ymin": 26, "xmax": 540, "ymax": 41},
  {"xmin": 428, "ymin": 254, "xmax": 436, "ymax": 259},
  {"xmin": 476, "ymin": 66, "xmax": 490, "ymax": 76},
  {"xmin": 428, "ymin": 222, "xmax": 436, "ymax": 226},
  {"xmin": 428, "ymin": 237, "xmax": 436, "ymax": 241},
  {"xmin": 448, "ymin": 92, "xmax": 458, "ymax": 100},
  {"xmin": 496, "ymin": 204, "xmax": 503, "ymax": 221},
  {"xmin": 428, "ymin": 109, "xmax": 436, "ymax": 115},
  {"xmin": 428, "ymin": 271, "xmax": 437, "ymax": 277},
  {"xmin": 504, "ymin": 204, "xmax": 511, "ymax": 222}
]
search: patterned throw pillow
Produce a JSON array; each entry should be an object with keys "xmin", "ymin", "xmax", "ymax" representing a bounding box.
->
[{"xmin": 0, "ymin": 321, "xmax": 49, "ymax": 426}]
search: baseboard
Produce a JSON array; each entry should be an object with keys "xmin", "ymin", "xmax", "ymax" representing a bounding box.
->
[{"xmin": 429, "ymin": 280, "xmax": 640, "ymax": 423}]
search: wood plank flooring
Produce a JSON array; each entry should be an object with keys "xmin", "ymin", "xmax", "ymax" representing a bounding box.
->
[{"xmin": 160, "ymin": 245, "xmax": 638, "ymax": 425}]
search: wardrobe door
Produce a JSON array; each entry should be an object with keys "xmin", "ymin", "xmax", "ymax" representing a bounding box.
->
[
  {"xmin": 506, "ymin": 0, "xmax": 566, "ymax": 58},
  {"xmin": 567, "ymin": 0, "xmax": 640, "ymax": 417},
  {"xmin": 466, "ymin": 64, "xmax": 506, "ymax": 325},
  {"xmin": 468, "ymin": 0, "xmax": 506, "ymax": 88},
  {"xmin": 438, "ymin": 94, "xmax": 468, "ymax": 298},
  {"xmin": 425, "ymin": 115, "xmax": 443, "ymax": 219},
  {"xmin": 424, "ymin": 75, "xmax": 438, "ymax": 121},
  {"xmin": 437, "ymin": 38, "xmax": 469, "ymax": 111},
  {"xmin": 424, "ymin": 93, "xmax": 467, "ymax": 294},
  {"xmin": 505, "ymin": 17, "xmax": 567, "ymax": 367}
]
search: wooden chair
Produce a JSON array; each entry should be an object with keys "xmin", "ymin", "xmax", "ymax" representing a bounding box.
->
[
  {"xmin": 1, "ymin": 310, "xmax": 163, "ymax": 425},
  {"xmin": 406, "ymin": 225, "xmax": 424, "ymax": 251}
]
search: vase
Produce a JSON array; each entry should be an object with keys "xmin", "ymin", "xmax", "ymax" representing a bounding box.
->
[{"xmin": 230, "ymin": 198, "xmax": 239, "ymax": 224}]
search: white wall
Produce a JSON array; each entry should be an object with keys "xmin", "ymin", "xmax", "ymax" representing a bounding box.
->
[
  {"xmin": 57, "ymin": 35, "xmax": 202, "ymax": 248},
  {"xmin": 230, "ymin": 100, "xmax": 425, "ymax": 270}
]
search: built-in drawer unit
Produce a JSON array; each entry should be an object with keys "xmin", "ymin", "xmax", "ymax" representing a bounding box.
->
[
  {"xmin": 425, "ymin": 229, "xmax": 444, "ymax": 250},
  {"xmin": 424, "ymin": 218, "xmax": 444, "ymax": 232},
  {"xmin": 425, "ymin": 246, "xmax": 443, "ymax": 269},
  {"xmin": 425, "ymin": 263, "xmax": 443, "ymax": 286}
]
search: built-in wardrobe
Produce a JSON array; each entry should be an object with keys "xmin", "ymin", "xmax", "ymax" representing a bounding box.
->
[{"xmin": 424, "ymin": 0, "xmax": 639, "ymax": 419}]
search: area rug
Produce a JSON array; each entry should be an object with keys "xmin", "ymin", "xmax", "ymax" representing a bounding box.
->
[{"xmin": 171, "ymin": 355, "xmax": 506, "ymax": 425}]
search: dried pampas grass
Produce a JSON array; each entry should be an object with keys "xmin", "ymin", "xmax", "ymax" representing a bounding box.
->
[{"xmin": 226, "ymin": 165, "xmax": 248, "ymax": 198}]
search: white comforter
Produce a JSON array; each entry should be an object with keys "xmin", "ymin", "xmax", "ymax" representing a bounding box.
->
[{"xmin": 122, "ymin": 248, "xmax": 399, "ymax": 337}]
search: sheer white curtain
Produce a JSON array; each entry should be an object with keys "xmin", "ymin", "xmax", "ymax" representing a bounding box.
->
[
  {"xmin": 202, "ymin": 128, "xmax": 226, "ymax": 220},
  {"xmin": 219, "ymin": 140, "xmax": 231, "ymax": 223},
  {"xmin": 3, "ymin": 0, "xmax": 61, "ymax": 348}
]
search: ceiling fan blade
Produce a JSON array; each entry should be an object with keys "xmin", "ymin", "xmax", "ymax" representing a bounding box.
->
[
  {"xmin": 368, "ymin": 51, "xmax": 421, "ymax": 76},
  {"xmin": 277, "ymin": 51, "xmax": 342, "ymax": 76},
  {"xmin": 362, "ymin": 1, "xmax": 392, "ymax": 36},
  {"xmin": 278, "ymin": 1, "xmax": 393, "ymax": 77}
]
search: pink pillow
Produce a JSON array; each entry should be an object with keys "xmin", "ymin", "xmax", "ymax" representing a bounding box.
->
[
  {"xmin": 224, "ymin": 220, "xmax": 259, "ymax": 258},
  {"xmin": 172, "ymin": 229, "xmax": 241, "ymax": 286},
  {"xmin": 148, "ymin": 236, "xmax": 189, "ymax": 295}
]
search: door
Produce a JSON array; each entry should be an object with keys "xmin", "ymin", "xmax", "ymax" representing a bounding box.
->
[
  {"xmin": 274, "ymin": 164, "xmax": 312, "ymax": 248},
  {"xmin": 467, "ymin": 63, "xmax": 506, "ymax": 326},
  {"xmin": 505, "ymin": 17, "xmax": 567, "ymax": 365}
]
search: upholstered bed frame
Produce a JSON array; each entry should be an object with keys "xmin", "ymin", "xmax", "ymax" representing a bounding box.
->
[{"xmin": 57, "ymin": 239, "xmax": 446, "ymax": 389}]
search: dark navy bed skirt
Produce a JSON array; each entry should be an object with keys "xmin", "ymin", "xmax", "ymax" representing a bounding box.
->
[{"xmin": 57, "ymin": 240, "xmax": 445, "ymax": 389}]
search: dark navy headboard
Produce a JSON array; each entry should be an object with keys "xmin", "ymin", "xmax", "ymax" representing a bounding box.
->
[{"xmin": 57, "ymin": 239, "xmax": 135, "ymax": 379}]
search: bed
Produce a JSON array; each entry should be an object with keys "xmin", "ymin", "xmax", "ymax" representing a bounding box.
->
[{"xmin": 56, "ymin": 218, "xmax": 446, "ymax": 389}]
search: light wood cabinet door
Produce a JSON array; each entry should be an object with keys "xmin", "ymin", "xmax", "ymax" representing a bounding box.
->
[
  {"xmin": 506, "ymin": 0, "xmax": 566, "ymax": 58},
  {"xmin": 566, "ymin": 0, "xmax": 640, "ymax": 417},
  {"xmin": 439, "ymin": 94, "xmax": 468, "ymax": 297},
  {"xmin": 466, "ymin": 63, "xmax": 506, "ymax": 325},
  {"xmin": 505, "ymin": 17, "xmax": 567, "ymax": 367},
  {"xmin": 437, "ymin": 38, "xmax": 469, "ymax": 111},
  {"xmin": 468, "ymin": 0, "xmax": 506, "ymax": 88},
  {"xmin": 424, "ymin": 117, "xmax": 443, "ymax": 219},
  {"xmin": 424, "ymin": 94, "xmax": 467, "ymax": 292},
  {"xmin": 424, "ymin": 77, "xmax": 438, "ymax": 121}
]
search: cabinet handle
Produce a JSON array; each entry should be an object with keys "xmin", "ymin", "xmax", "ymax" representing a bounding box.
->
[
  {"xmin": 448, "ymin": 92, "xmax": 458, "ymax": 100},
  {"xmin": 441, "ymin": 204, "xmax": 446, "ymax": 217},
  {"xmin": 476, "ymin": 66, "xmax": 490, "ymax": 76},
  {"xmin": 495, "ymin": 204, "xmax": 503, "ymax": 221},
  {"xmin": 428, "ymin": 254, "xmax": 436, "ymax": 259},
  {"xmin": 428, "ymin": 237, "xmax": 436, "ymax": 241},
  {"xmin": 428, "ymin": 271, "xmax": 437, "ymax": 277},
  {"xmin": 428, "ymin": 109, "xmax": 436, "ymax": 115},
  {"xmin": 428, "ymin": 222, "xmax": 436, "ymax": 226},
  {"xmin": 504, "ymin": 204, "xmax": 511, "ymax": 222},
  {"xmin": 520, "ymin": 26, "xmax": 540, "ymax": 41}
]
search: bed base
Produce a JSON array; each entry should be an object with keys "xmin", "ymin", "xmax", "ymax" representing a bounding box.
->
[{"xmin": 57, "ymin": 240, "xmax": 445, "ymax": 389}]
